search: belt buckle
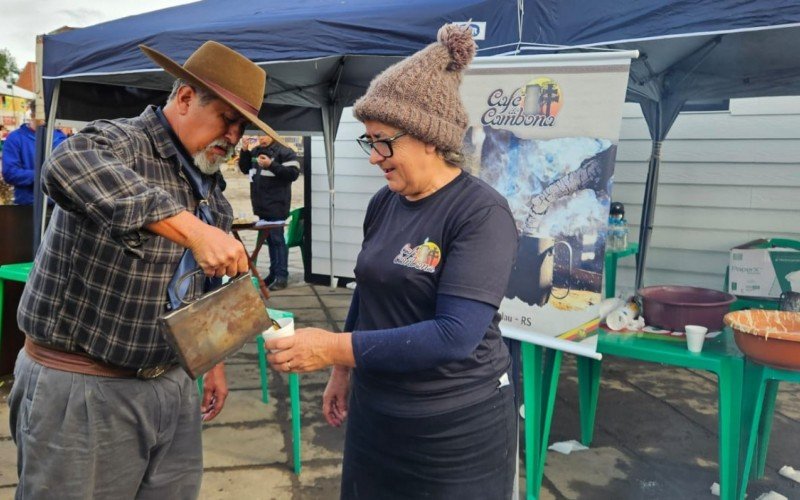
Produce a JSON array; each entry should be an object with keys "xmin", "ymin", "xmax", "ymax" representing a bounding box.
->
[{"xmin": 136, "ymin": 364, "xmax": 170, "ymax": 380}]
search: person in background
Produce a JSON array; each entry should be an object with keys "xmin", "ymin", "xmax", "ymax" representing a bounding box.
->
[
  {"xmin": 0, "ymin": 125, "xmax": 12, "ymax": 204},
  {"xmin": 265, "ymin": 24, "xmax": 519, "ymax": 499},
  {"xmin": 1, "ymin": 101, "xmax": 67, "ymax": 205},
  {"xmin": 8, "ymin": 41, "xmax": 285, "ymax": 499},
  {"xmin": 238, "ymin": 132, "xmax": 300, "ymax": 290}
]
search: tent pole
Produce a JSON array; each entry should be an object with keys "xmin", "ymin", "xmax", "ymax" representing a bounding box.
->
[
  {"xmin": 635, "ymin": 138, "xmax": 662, "ymax": 290},
  {"xmin": 321, "ymin": 106, "xmax": 336, "ymax": 289},
  {"xmin": 36, "ymin": 80, "xmax": 61, "ymax": 249}
]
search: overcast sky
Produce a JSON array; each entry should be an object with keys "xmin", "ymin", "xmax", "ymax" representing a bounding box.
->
[{"xmin": 1, "ymin": 0, "xmax": 196, "ymax": 67}]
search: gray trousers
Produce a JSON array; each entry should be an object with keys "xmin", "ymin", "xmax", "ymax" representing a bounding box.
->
[{"xmin": 8, "ymin": 349, "xmax": 202, "ymax": 500}]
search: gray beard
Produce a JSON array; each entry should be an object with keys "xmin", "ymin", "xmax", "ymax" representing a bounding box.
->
[{"xmin": 193, "ymin": 139, "xmax": 233, "ymax": 175}]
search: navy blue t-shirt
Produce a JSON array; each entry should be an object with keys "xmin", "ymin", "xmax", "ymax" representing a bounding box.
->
[{"xmin": 352, "ymin": 169, "xmax": 518, "ymax": 417}]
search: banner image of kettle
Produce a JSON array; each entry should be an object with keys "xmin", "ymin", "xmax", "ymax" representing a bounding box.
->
[
  {"xmin": 505, "ymin": 236, "xmax": 573, "ymax": 307},
  {"xmin": 460, "ymin": 52, "xmax": 636, "ymax": 358}
]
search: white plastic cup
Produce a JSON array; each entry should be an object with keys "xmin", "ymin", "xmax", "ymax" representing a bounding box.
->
[
  {"xmin": 684, "ymin": 324, "xmax": 708, "ymax": 353},
  {"xmin": 262, "ymin": 317, "xmax": 295, "ymax": 352}
]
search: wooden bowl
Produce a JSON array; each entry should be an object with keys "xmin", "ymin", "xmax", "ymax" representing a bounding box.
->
[{"xmin": 724, "ymin": 310, "xmax": 800, "ymax": 370}]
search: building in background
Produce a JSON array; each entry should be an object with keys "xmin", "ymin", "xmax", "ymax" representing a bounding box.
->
[
  {"xmin": 15, "ymin": 62, "xmax": 36, "ymax": 94},
  {"xmin": 0, "ymin": 84, "xmax": 34, "ymax": 130}
]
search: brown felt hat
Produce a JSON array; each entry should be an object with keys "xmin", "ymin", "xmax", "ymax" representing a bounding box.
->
[{"xmin": 139, "ymin": 41, "xmax": 287, "ymax": 147}]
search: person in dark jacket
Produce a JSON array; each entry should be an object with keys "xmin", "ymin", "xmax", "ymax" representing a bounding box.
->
[{"xmin": 238, "ymin": 134, "xmax": 300, "ymax": 290}]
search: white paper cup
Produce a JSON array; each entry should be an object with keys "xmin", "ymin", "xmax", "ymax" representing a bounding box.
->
[
  {"xmin": 262, "ymin": 317, "xmax": 295, "ymax": 352},
  {"xmin": 684, "ymin": 324, "xmax": 708, "ymax": 353}
]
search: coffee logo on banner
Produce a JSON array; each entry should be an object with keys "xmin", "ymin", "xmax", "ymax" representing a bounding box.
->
[{"xmin": 481, "ymin": 77, "xmax": 562, "ymax": 128}]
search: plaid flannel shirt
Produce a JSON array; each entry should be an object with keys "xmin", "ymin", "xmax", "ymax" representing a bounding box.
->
[{"xmin": 17, "ymin": 106, "xmax": 233, "ymax": 369}]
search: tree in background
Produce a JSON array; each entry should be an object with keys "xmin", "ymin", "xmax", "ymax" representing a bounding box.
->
[{"xmin": 0, "ymin": 48, "xmax": 20, "ymax": 84}]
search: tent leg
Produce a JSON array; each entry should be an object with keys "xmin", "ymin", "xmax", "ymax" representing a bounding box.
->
[
  {"xmin": 34, "ymin": 80, "xmax": 61, "ymax": 253},
  {"xmin": 321, "ymin": 106, "xmax": 338, "ymax": 289},
  {"xmin": 635, "ymin": 140, "xmax": 662, "ymax": 290}
]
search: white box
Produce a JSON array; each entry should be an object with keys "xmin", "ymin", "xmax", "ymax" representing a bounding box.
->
[{"xmin": 728, "ymin": 245, "xmax": 800, "ymax": 299}]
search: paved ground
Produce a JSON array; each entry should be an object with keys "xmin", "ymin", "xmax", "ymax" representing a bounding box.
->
[{"xmin": 1, "ymin": 166, "xmax": 799, "ymax": 499}]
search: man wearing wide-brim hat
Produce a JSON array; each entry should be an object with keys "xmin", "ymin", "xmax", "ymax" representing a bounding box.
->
[{"xmin": 9, "ymin": 41, "xmax": 281, "ymax": 499}]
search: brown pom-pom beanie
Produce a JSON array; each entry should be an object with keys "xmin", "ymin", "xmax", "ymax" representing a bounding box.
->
[{"xmin": 353, "ymin": 24, "xmax": 476, "ymax": 153}]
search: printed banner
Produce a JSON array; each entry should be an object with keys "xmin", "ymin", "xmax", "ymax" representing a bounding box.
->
[{"xmin": 461, "ymin": 52, "xmax": 635, "ymax": 359}]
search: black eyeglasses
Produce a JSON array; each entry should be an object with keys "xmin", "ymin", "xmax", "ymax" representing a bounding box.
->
[{"xmin": 356, "ymin": 131, "xmax": 406, "ymax": 158}]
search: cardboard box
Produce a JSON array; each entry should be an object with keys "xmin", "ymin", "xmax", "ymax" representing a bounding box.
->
[{"xmin": 728, "ymin": 239, "xmax": 800, "ymax": 298}]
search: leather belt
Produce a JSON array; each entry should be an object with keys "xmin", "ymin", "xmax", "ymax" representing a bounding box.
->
[{"xmin": 24, "ymin": 338, "xmax": 177, "ymax": 380}]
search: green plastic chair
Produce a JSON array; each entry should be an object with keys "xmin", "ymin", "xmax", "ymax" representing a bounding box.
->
[
  {"xmin": 257, "ymin": 308, "xmax": 302, "ymax": 475},
  {"xmin": 251, "ymin": 276, "xmax": 302, "ymax": 474},
  {"xmin": 196, "ymin": 303, "xmax": 302, "ymax": 475},
  {"xmin": 738, "ymin": 360, "xmax": 800, "ymax": 499},
  {"xmin": 285, "ymin": 207, "xmax": 308, "ymax": 274},
  {"xmin": 163, "ymin": 274, "xmax": 303, "ymax": 475}
]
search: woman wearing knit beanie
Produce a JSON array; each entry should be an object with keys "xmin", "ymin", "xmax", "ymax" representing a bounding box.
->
[{"xmin": 266, "ymin": 24, "xmax": 519, "ymax": 499}]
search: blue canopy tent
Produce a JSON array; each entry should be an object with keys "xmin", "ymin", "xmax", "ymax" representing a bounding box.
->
[
  {"xmin": 39, "ymin": 0, "xmax": 800, "ymax": 287},
  {"xmin": 38, "ymin": 0, "xmax": 522, "ymax": 285}
]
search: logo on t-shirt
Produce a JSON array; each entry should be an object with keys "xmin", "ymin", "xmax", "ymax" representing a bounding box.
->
[{"xmin": 393, "ymin": 238, "xmax": 442, "ymax": 273}]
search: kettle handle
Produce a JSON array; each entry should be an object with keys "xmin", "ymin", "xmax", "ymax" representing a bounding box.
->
[
  {"xmin": 550, "ymin": 240, "xmax": 573, "ymax": 300},
  {"xmin": 171, "ymin": 269, "xmax": 250, "ymax": 307}
]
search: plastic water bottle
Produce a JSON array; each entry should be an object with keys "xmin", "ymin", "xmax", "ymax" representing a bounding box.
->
[
  {"xmin": 607, "ymin": 217, "xmax": 620, "ymax": 251},
  {"xmin": 619, "ymin": 217, "xmax": 629, "ymax": 250},
  {"xmin": 608, "ymin": 202, "xmax": 626, "ymax": 251}
]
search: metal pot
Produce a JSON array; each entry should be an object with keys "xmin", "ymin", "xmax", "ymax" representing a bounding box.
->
[{"xmin": 158, "ymin": 271, "xmax": 274, "ymax": 379}]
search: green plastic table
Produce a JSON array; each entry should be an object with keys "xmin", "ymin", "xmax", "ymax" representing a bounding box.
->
[
  {"xmin": 604, "ymin": 242, "xmax": 638, "ymax": 298},
  {"xmin": 738, "ymin": 359, "xmax": 800, "ymax": 500},
  {"xmin": 520, "ymin": 343, "xmax": 565, "ymax": 499},
  {"xmin": 575, "ymin": 328, "xmax": 744, "ymax": 500}
]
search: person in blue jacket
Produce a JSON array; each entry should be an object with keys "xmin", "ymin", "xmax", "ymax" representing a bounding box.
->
[{"xmin": 1, "ymin": 102, "xmax": 67, "ymax": 205}]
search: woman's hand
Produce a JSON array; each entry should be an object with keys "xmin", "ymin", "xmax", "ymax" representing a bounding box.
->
[
  {"xmin": 266, "ymin": 328, "xmax": 354, "ymax": 373},
  {"xmin": 322, "ymin": 366, "xmax": 351, "ymax": 427}
]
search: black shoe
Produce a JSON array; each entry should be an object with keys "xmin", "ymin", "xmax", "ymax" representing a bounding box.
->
[
  {"xmin": 268, "ymin": 278, "xmax": 288, "ymax": 291},
  {"xmin": 263, "ymin": 274, "xmax": 275, "ymax": 287}
]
